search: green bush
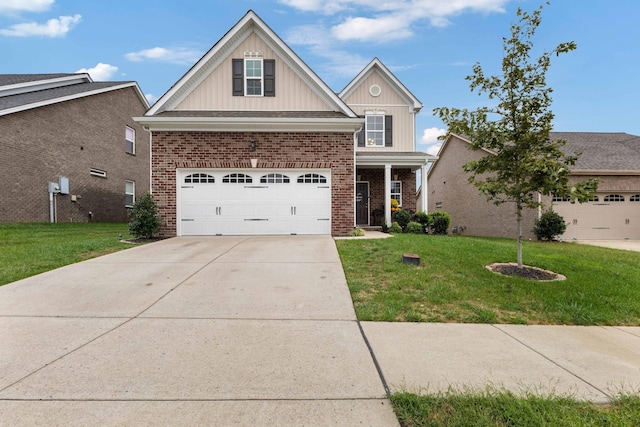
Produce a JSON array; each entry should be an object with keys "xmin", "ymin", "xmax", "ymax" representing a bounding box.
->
[
  {"xmin": 388, "ymin": 221, "xmax": 403, "ymax": 234},
  {"xmin": 430, "ymin": 211, "xmax": 451, "ymax": 235},
  {"xmin": 412, "ymin": 210, "xmax": 431, "ymax": 226},
  {"xmin": 392, "ymin": 209, "xmax": 412, "ymax": 230},
  {"xmin": 533, "ymin": 210, "xmax": 567, "ymax": 241},
  {"xmin": 128, "ymin": 192, "xmax": 161, "ymax": 239},
  {"xmin": 406, "ymin": 221, "xmax": 424, "ymax": 234}
]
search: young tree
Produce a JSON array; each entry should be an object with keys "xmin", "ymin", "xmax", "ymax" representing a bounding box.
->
[{"xmin": 434, "ymin": 2, "xmax": 597, "ymax": 268}]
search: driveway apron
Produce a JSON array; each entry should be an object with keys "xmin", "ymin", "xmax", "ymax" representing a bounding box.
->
[{"xmin": 0, "ymin": 236, "xmax": 398, "ymax": 426}]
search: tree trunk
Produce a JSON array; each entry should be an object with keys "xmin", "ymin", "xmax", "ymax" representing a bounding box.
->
[{"xmin": 516, "ymin": 205, "xmax": 523, "ymax": 268}]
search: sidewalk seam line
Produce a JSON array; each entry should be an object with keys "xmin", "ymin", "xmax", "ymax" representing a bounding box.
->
[
  {"xmin": 490, "ymin": 324, "xmax": 612, "ymax": 400},
  {"xmin": 357, "ymin": 321, "xmax": 391, "ymax": 397}
]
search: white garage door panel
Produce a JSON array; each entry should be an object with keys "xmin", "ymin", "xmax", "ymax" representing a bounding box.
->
[
  {"xmin": 553, "ymin": 193, "xmax": 640, "ymax": 240},
  {"xmin": 178, "ymin": 170, "xmax": 331, "ymax": 236}
]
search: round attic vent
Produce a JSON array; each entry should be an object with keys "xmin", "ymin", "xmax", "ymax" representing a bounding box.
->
[{"xmin": 369, "ymin": 84, "xmax": 382, "ymax": 97}]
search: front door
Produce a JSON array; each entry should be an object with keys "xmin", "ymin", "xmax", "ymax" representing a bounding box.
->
[{"xmin": 355, "ymin": 182, "xmax": 369, "ymax": 225}]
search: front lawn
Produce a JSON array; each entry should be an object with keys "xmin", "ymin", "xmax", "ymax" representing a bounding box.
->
[
  {"xmin": 0, "ymin": 223, "xmax": 133, "ymax": 286},
  {"xmin": 391, "ymin": 390, "xmax": 640, "ymax": 427},
  {"xmin": 336, "ymin": 235, "xmax": 640, "ymax": 325}
]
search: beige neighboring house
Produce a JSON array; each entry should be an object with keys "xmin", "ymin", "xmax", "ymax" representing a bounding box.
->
[
  {"xmin": 428, "ymin": 132, "xmax": 640, "ymax": 240},
  {"xmin": 135, "ymin": 10, "xmax": 436, "ymax": 237}
]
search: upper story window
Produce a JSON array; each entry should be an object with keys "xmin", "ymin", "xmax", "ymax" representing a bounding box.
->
[
  {"xmin": 232, "ymin": 53, "xmax": 275, "ymax": 97},
  {"xmin": 125, "ymin": 126, "xmax": 135, "ymax": 154},
  {"xmin": 358, "ymin": 113, "xmax": 392, "ymax": 148},
  {"xmin": 604, "ymin": 194, "xmax": 625, "ymax": 202}
]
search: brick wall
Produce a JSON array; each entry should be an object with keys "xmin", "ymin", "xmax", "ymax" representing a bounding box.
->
[
  {"xmin": 151, "ymin": 131, "xmax": 354, "ymax": 236},
  {"xmin": 0, "ymin": 87, "xmax": 149, "ymax": 223}
]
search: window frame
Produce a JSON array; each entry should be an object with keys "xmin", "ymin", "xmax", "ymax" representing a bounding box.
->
[
  {"xmin": 365, "ymin": 113, "xmax": 385, "ymax": 147},
  {"xmin": 390, "ymin": 180, "xmax": 402, "ymax": 206},
  {"xmin": 260, "ymin": 173, "xmax": 290, "ymax": 184},
  {"xmin": 125, "ymin": 180, "xmax": 135, "ymax": 207},
  {"xmin": 604, "ymin": 194, "xmax": 625, "ymax": 202},
  {"xmin": 222, "ymin": 173, "xmax": 253, "ymax": 184},
  {"xmin": 125, "ymin": 126, "xmax": 135, "ymax": 155},
  {"xmin": 297, "ymin": 173, "xmax": 327, "ymax": 184},
  {"xmin": 245, "ymin": 58, "xmax": 263, "ymax": 97},
  {"xmin": 90, "ymin": 168, "xmax": 107, "ymax": 178}
]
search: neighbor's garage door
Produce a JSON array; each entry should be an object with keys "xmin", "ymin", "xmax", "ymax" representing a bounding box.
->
[
  {"xmin": 553, "ymin": 193, "xmax": 640, "ymax": 240},
  {"xmin": 177, "ymin": 169, "xmax": 331, "ymax": 235}
]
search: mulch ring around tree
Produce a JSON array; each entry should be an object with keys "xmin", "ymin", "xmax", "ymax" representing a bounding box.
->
[{"xmin": 486, "ymin": 263, "xmax": 566, "ymax": 281}]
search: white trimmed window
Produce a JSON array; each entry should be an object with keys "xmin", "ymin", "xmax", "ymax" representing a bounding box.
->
[
  {"xmin": 391, "ymin": 181, "xmax": 402, "ymax": 206},
  {"xmin": 125, "ymin": 180, "xmax": 135, "ymax": 207},
  {"xmin": 125, "ymin": 126, "xmax": 135, "ymax": 154},
  {"xmin": 245, "ymin": 58, "xmax": 263, "ymax": 96},
  {"xmin": 365, "ymin": 113, "xmax": 384, "ymax": 146},
  {"xmin": 604, "ymin": 194, "xmax": 625, "ymax": 202}
]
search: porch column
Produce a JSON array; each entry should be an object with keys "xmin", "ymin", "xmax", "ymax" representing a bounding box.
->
[
  {"xmin": 384, "ymin": 164, "xmax": 392, "ymax": 227},
  {"xmin": 421, "ymin": 163, "xmax": 428, "ymax": 212}
]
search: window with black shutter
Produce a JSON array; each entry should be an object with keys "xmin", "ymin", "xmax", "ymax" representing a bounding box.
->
[{"xmin": 232, "ymin": 56, "xmax": 276, "ymax": 97}]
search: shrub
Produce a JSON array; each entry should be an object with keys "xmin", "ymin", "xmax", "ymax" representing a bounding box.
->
[
  {"xmin": 348, "ymin": 227, "xmax": 365, "ymax": 237},
  {"xmin": 413, "ymin": 210, "xmax": 431, "ymax": 233},
  {"xmin": 389, "ymin": 221, "xmax": 403, "ymax": 234},
  {"xmin": 406, "ymin": 221, "xmax": 424, "ymax": 234},
  {"xmin": 128, "ymin": 192, "xmax": 161, "ymax": 239},
  {"xmin": 392, "ymin": 209, "xmax": 412, "ymax": 230},
  {"xmin": 430, "ymin": 211, "xmax": 451, "ymax": 235},
  {"xmin": 533, "ymin": 210, "xmax": 567, "ymax": 241}
]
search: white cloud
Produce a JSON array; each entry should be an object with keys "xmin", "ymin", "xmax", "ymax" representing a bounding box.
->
[
  {"xmin": 0, "ymin": 14, "xmax": 81, "ymax": 37},
  {"xmin": 125, "ymin": 47, "xmax": 202, "ymax": 65},
  {"xmin": 282, "ymin": 0, "xmax": 508, "ymax": 42},
  {"xmin": 145, "ymin": 93, "xmax": 156, "ymax": 104},
  {"xmin": 0, "ymin": 0, "xmax": 53, "ymax": 14},
  {"xmin": 76, "ymin": 63, "xmax": 118, "ymax": 81},
  {"xmin": 420, "ymin": 127, "xmax": 447, "ymax": 155},
  {"xmin": 286, "ymin": 25, "xmax": 370, "ymax": 78}
]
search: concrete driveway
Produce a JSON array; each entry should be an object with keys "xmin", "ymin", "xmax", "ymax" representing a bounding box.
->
[{"xmin": 0, "ymin": 236, "xmax": 398, "ymax": 426}]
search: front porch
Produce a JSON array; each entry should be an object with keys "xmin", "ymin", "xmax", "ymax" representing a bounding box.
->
[{"xmin": 355, "ymin": 152, "xmax": 438, "ymax": 227}]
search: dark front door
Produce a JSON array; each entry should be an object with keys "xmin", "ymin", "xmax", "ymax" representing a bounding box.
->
[{"xmin": 356, "ymin": 182, "xmax": 369, "ymax": 225}]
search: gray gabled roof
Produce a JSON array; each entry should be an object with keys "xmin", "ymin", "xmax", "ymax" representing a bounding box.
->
[
  {"xmin": 551, "ymin": 132, "xmax": 640, "ymax": 171},
  {"xmin": 0, "ymin": 73, "xmax": 149, "ymax": 115}
]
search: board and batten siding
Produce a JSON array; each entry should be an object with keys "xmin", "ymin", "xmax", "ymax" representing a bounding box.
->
[
  {"xmin": 343, "ymin": 70, "xmax": 416, "ymax": 152},
  {"xmin": 176, "ymin": 33, "xmax": 331, "ymax": 112}
]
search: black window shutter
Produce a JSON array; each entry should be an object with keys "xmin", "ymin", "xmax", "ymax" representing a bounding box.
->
[
  {"xmin": 264, "ymin": 59, "xmax": 275, "ymax": 97},
  {"xmin": 232, "ymin": 59, "xmax": 244, "ymax": 96},
  {"xmin": 385, "ymin": 115, "xmax": 393, "ymax": 147}
]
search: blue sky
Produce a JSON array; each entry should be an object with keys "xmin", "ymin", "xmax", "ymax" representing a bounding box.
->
[{"xmin": 2, "ymin": 0, "xmax": 639, "ymax": 155}]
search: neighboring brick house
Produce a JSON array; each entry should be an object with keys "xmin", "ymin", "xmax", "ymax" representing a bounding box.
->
[
  {"xmin": 428, "ymin": 132, "xmax": 640, "ymax": 240},
  {"xmin": 0, "ymin": 73, "xmax": 150, "ymax": 223},
  {"xmin": 135, "ymin": 10, "xmax": 436, "ymax": 237}
]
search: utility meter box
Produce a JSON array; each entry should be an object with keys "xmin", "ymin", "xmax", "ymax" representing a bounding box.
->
[{"xmin": 58, "ymin": 177, "xmax": 69, "ymax": 195}]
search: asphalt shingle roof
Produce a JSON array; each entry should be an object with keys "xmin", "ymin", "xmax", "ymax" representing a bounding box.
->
[
  {"xmin": 550, "ymin": 132, "xmax": 640, "ymax": 171},
  {"xmin": 0, "ymin": 81, "xmax": 133, "ymax": 112},
  {"xmin": 0, "ymin": 74, "xmax": 78, "ymax": 86}
]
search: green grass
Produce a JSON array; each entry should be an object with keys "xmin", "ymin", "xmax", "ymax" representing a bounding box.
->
[
  {"xmin": 0, "ymin": 223, "xmax": 133, "ymax": 286},
  {"xmin": 336, "ymin": 234, "xmax": 640, "ymax": 325},
  {"xmin": 391, "ymin": 390, "xmax": 640, "ymax": 427}
]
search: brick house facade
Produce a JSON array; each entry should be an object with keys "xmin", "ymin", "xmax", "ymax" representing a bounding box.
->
[
  {"xmin": 0, "ymin": 74, "xmax": 149, "ymax": 223},
  {"xmin": 136, "ymin": 11, "xmax": 436, "ymax": 237}
]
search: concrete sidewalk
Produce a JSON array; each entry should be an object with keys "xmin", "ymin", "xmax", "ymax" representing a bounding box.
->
[
  {"xmin": 2, "ymin": 236, "xmax": 639, "ymax": 425},
  {"xmin": 0, "ymin": 236, "xmax": 398, "ymax": 426}
]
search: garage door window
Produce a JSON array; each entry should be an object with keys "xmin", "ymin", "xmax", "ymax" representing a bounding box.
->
[
  {"xmin": 297, "ymin": 173, "xmax": 327, "ymax": 184},
  {"xmin": 223, "ymin": 173, "xmax": 252, "ymax": 183},
  {"xmin": 604, "ymin": 194, "xmax": 625, "ymax": 202},
  {"xmin": 185, "ymin": 173, "xmax": 215, "ymax": 183},
  {"xmin": 552, "ymin": 196, "xmax": 570, "ymax": 202},
  {"xmin": 631, "ymin": 194, "xmax": 640, "ymax": 202},
  {"xmin": 260, "ymin": 173, "xmax": 290, "ymax": 183}
]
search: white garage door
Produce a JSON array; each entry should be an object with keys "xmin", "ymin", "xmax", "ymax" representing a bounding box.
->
[
  {"xmin": 553, "ymin": 193, "xmax": 640, "ymax": 240},
  {"xmin": 177, "ymin": 169, "xmax": 331, "ymax": 235}
]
